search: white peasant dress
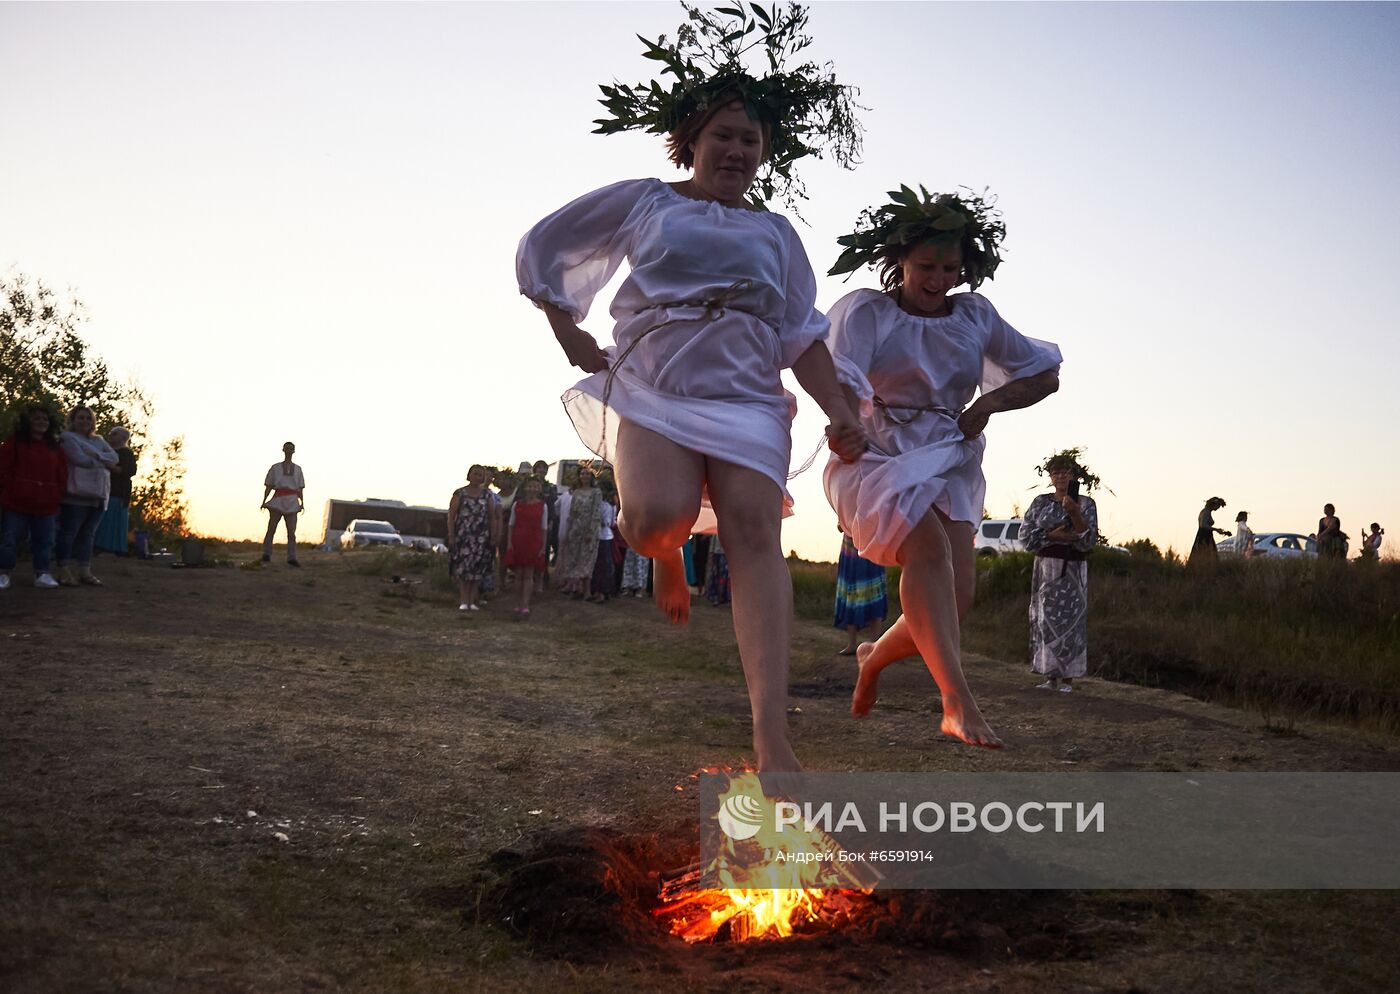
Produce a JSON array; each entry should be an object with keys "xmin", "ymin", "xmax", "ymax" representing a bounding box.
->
[
  {"xmin": 516, "ymin": 178, "xmax": 833, "ymax": 511},
  {"xmin": 824, "ymin": 288, "xmax": 1063, "ymax": 566}
]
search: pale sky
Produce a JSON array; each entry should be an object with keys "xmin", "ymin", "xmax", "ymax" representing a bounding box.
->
[{"xmin": 3, "ymin": 2, "xmax": 1397, "ymax": 560}]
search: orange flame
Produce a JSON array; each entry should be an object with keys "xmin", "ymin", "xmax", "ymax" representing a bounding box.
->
[{"xmin": 656, "ymin": 772, "xmax": 877, "ymax": 943}]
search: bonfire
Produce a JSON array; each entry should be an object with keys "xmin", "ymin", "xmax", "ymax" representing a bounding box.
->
[{"xmin": 655, "ymin": 772, "xmax": 880, "ymax": 943}]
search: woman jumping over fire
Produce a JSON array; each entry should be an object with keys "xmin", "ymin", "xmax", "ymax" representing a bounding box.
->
[
  {"xmin": 823, "ymin": 186, "xmax": 1064, "ymax": 748},
  {"xmin": 516, "ymin": 4, "xmax": 867, "ymax": 772}
]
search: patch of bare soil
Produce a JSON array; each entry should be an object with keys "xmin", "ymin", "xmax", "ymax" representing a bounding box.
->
[{"xmin": 2, "ymin": 546, "xmax": 1399, "ymax": 993}]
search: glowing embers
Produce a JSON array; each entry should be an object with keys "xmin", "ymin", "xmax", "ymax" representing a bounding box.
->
[{"xmin": 655, "ymin": 772, "xmax": 879, "ymax": 943}]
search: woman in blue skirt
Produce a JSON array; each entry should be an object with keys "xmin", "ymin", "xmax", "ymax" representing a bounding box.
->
[{"xmin": 833, "ymin": 531, "xmax": 887, "ymax": 655}]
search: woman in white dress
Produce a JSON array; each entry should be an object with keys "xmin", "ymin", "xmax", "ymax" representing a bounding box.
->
[
  {"xmin": 1233, "ymin": 511, "xmax": 1256, "ymax": 559},
  {"xmin": 515, "ymin": 7, "xmax": 865, "ymax": 772},
  {"xmin": 824, "ymin": 187, "xmax": 1063, "ymax": 748}
]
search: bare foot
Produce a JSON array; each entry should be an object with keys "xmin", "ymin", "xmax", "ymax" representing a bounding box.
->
[
  {"xmin": 653, "ymin": 548, "xmax": 690, "ymax": 625},
  {"xmin": 852, "ymin": 641, "xmax": 880, "ymax": 718},
  {"xmin": 754, "ymin": 736, "xmax": 803, "ymax": 798},
  {"xmin": 939, "ymin": 702, "xmax": 1003, "ymax": 749}
]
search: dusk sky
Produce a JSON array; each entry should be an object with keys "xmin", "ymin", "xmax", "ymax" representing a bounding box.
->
[{"xmin": 3, "ymin": 1, "xmax": 1396, "ymax": 560}]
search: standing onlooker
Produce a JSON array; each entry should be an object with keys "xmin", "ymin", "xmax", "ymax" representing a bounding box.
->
[
  {"xmin": 1317, "ymin": 503, "xmax": 1347, "ymax": 560},
  {"xmin": 0, "ymin": 405, "xmax": 67, "ymax": 590},
  {"xmin": 705, "ymin": 533, "xmax": 731, "ymax": 606},
  {"xmin": 1188, "ymin": 497, "xmax": 1229, "ymax": 568},
  {"xmin": 448, "ymin": 465, "xmax": 498, "ymax": 611},
  {"xmin": 1023, "ymin": 450, "xmax": 1100, "ymax": 692},
  {"xmin": 620, "ymin": 538, "xmax": 650, "ymax": 598},
  {"xmin": 1233, "ymin": 511, "xmax": 1256, "ymax": 560},
  {"xmin": 497, "ymin": 463, "xmax": 533, "ymax": 588},
  {"xmin": 479, "ymin": 468, "xmax": 502, "ymax": 599},
  {"xmin": 589, "ymin": 493, "xmax": 618, "ymax": 603},
  {"xmin": 94, "ymin": 426, "xmax": 138, "ymax": 555},
  {"xmin": 530, "ymin": 460, "xmax": 559, "ymax": 590},
  {"xmin": 556, "ymin": 465, "xmax": 603, "ymax": 598},
  {"xmin": 833, "ymin": 531, "xmax": 887, "ymax": 655},
  {"xmin": 504, "ymin": 476, "xmax": 549, "ymax": 618},
  {"xmin": 1360, "ymin": 520, "xmax": 1383, "ymax": 560},
  {"xmin": 261, "ymin": 441, "xmax": 305, "ymax": 566},
  {"xmin": 57, "ymin": 406, "xmax": 119, "ymax": 586},
  {"xmin": 1360, "ymin": 523, "xmax": 1384, "ymax": 561}
]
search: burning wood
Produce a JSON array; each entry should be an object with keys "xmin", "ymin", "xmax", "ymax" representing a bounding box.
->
[{"xmin": 654, "ymin": 773, "xmax": 881, "ymax": 943}]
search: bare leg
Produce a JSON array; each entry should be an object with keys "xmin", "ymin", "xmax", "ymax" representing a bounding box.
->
[
  {"xmin": 852, "ymin": 520, "xmax": 976, "ymax": 717},
  {"xmin": 852, "ymin": 616, "xmax": 916, "ymax": 716},
  {"xmin": 613, "ymin": 420, "xmax": 704, "ymax": 625},
  {"xmin": 896, "ymin": 509, "xmax": 1000, "ymax": 747},
  {"xmin": 457, "ymin": 578, "xmax": 471, "ymax": 606},
  {"xmin": 840, "ymin": 624, "xmax": 859, "ymax": 654},
  {"xmin": 707, "ymin": 459, "xmax": 800, "ymax": 773},
  {"xmin": 464, "ymin": 579, "xmax": 480, "ymax": 607},
  {"xmin": 517, "ymin": 567, "xmax": 534, "ymax": 612}
]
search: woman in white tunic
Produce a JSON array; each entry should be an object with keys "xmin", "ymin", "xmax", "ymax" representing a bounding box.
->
[
  {"xmin": 516, "ymin": 9, "xmax": 865, "ymax": 772},
  {"xmin": 1023, "ymin": 450, "xmax": 1100, "ymax": 692},
  {"xmin": 824, "ymin": 187, "xmax": 1063, "ymax": 748}
]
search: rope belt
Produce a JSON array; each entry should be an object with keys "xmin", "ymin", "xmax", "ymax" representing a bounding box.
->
[
  {"xmin": 596, "ymin": 279, "xmax": 762, "ymax": 462},
  {"xmin": 872, "ymin": 396, "xmax": 963, "ymax": 425}
]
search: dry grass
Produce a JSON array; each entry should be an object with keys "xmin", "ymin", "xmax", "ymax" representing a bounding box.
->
[
  {"xmin": 792, "ymin": 548, "xmax": 1400, "ymax": 733},
  {"xmin": 2, "ymin": 547, "xmax": 1399, "ymax": 992}
]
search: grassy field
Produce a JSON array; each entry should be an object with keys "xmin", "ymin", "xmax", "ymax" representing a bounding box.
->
[
  {"xmin": 3, "ymin": 545, "xmax": 1399, "ymax": 993},
  {"xmin": 795, "ymin": 549, "xmax": 1400, "ymax": 734}
]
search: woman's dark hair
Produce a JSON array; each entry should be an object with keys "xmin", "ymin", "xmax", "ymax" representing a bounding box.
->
[
  {"xmin": 1324, "ymin": 503, "xmax": 1335, "ymax": 515},
  {"xmin": 1235, "ymin": 511, "xmax": 1248, "ymax": 522},
  {"xmin": 665, "ymin": 96, "xmax": 771, "ymax": 170},
  {"xmin": 878, "ymin": 242, "xmax": 963, "ymax": 293},
  {"xmin": 13, "ymin": 404, "xmax": 62, "ymax": 447}
]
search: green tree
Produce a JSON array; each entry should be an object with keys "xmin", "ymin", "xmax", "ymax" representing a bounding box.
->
[{"xmin": 2, "ymin": 273, "xmax": 188, "ymax": 540}]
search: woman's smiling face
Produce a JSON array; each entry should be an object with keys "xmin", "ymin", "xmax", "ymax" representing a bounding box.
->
[
  {"xmin": 898, "ymin": 243, "xmax": 964, "ymax": 315},
  {"xmin": 688, "ymin": 102, "xmax": 764, "ymax": 206}
]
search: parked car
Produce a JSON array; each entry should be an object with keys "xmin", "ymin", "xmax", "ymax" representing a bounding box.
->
[
  {"xmin": 975, "ymin": 518, "xmax": 1025, "ymax": 557},
  {"xmin": 340, "ymin": 519, "xmax": 404, "ymax": 549},
  {"xmin": 1217, "ymin": 532, "xmax": 1317, "ymax": 559}
]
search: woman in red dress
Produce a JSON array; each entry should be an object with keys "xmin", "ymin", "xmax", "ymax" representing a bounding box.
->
[{"xmin": 504, "ymin": 476, "xmax": 549, "ymax": 618}]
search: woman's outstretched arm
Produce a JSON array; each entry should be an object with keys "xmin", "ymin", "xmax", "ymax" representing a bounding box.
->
[{"xmin": 958, "ymin": 369, "xmax": 1060, "ymax": 438}]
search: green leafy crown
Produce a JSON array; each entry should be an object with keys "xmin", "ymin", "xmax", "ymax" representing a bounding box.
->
[
  {"xmin": 1036, "ymin": 447, "xmax": 1102, "ymax": 493},
  {"xmin": 828, "ymin": 185, "xmax": 1006, "ymax": 290},
  {"xmin": 593, "ymin": 2, "xmax": 864, "ymax": 208}
]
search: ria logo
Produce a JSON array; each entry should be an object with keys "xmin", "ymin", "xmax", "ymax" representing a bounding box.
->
[{"xmin": 716, "ymin": 789, "xmax": 767, "ymax": 841}]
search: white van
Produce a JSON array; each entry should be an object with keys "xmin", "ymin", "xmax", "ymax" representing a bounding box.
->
[{"xmin": 975, "ymin": 518, "xmax": 1025, "ymax": 557}]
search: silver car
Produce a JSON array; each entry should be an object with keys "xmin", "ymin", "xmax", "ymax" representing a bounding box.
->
[
  {"xmin": 340, "ymin": 519, "xmax": 404, "ymax": 549},
  {"xmin": 1218, "ymin": 532, "xmax": 1317, "ymax": 559}
]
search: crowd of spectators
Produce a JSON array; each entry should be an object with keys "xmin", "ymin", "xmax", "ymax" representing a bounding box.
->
[
  {"xmin": 444, "ymin": 459, "xmax": 750, "ymax": 618},
  {"xmin": 0, "ymin": 403, "xmax": 137, "ymax": 591}
]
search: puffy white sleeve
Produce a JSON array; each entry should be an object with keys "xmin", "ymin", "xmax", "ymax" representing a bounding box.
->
[
  {"xmin": 774, "ymin": 221, "xmax": 831, "ymax": 369},
  {"xmin": 823, "ymin": 291, "xmax": 879, "ymax": 413},
  {"xmin": 974, "ymin": 294, "xmax": 1063, "ymax": 394},
  {"xmin": 516, "ymin": 179, "xmax": 650, "ymax": 322}
]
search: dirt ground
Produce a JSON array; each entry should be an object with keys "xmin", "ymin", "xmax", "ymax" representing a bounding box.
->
[{"xmin": 3, "ymin": 547, "xmax": 1398, "ymax": 994}]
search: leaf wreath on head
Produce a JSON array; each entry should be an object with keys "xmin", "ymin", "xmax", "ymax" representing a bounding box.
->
[
  {"xmin": 1035, "ymin": 447, "xmax": 1104, "ymax": 493},
  {"xmin": 593, "ymin": 2, "xmax": 864, "ymax": 209},
  {"xmin": 829, "ymin": 185, "xmax": 1006, "ymax": 291}
]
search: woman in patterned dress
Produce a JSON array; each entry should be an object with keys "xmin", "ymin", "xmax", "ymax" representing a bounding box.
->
[
  {"xmin": 556, "ymin": 465, "xmax": 604, "ymax": 598},
  {"xmin": 833, "ymin": 531, "xmax": 887, "ymax": 655},
  {"xmin": 448, "ymin": 464, "xmax": 499, "ymax": 611},
  {"xmin": 1022, "ymin": 452, "xmax": 1099, "ymax": 692}
]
